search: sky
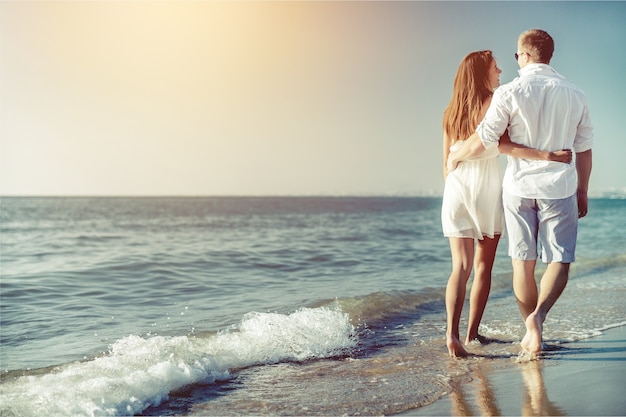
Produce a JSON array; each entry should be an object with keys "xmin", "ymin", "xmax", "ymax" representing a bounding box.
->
[{"xmin": 1, "ymin": 1, "xmax": 625, "ymax": 197}]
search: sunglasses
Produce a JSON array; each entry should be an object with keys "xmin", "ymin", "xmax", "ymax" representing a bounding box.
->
[{"xmin": 515, "ymin": 52, "xmax": 528, "ymax": 61}]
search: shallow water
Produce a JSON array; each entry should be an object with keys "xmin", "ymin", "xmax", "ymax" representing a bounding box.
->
[{"xmin": 1, "ymin": 197, "xmax": 624, "ymax": 416}]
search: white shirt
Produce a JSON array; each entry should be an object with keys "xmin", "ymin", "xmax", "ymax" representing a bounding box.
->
[{"xmin": 476, "ymin": 63, "xmax": 593, "ymax": 199}]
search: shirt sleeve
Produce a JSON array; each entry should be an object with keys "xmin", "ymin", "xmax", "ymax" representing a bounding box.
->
[
  {"xmin": 475, "ymin": 88, "xmax": 510, "ymax": 150},
  {"xmin": 573, "ymin": 104, "xmax": 593, "ymax": 153}
]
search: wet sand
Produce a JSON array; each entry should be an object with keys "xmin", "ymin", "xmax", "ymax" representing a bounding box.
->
[
  {"xmin": 172, "ymin": 325, "xmax": 625, "ymax": 416},
  {"xmin": 400, "ymin": 325, "xmax": 626, "ymax": 416}
]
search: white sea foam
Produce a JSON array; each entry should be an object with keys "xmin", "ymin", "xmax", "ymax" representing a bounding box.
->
[{"xmin": 0, "ymin": 306, "xmax": 357, "ymax": 417}]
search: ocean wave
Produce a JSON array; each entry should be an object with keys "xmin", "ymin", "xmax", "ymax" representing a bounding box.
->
[
  {"xmin": 333, "ymin": 289, "xmax": 445, "ymax": 329},
  {"xmin": 0, "ymin": 306, "xmax": 357, "ymax": 417}
]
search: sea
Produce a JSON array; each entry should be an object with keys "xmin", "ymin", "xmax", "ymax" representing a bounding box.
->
[{"xmin": 1, "ymin": 196, "xmax": 624, "ymax": 416}]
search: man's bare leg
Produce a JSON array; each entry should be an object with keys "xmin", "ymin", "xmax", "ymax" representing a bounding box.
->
[
  {"xmin": 512, "ymin": 259, "xmax": 538, "ymax": 320},
  {"xmin": 512, "ymin": 259, "xmax": 537, "ymax": 352},
  {"xmin": 521, "ymin": 262, "xmax": 570, "ymax": 355}
]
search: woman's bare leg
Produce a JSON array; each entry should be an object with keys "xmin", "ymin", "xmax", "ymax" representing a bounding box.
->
[
  {"xmin": 446, "ymin": 237, "xmax": 474, "ymax": 357},
  {"xmin": 465, "ymin": 234, "xmax": 500, "ymax": 344}
]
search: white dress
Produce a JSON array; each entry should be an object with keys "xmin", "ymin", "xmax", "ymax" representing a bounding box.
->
[{"xmin": 441, "ymin": 141, "xmax": 505, "ymax": 240}]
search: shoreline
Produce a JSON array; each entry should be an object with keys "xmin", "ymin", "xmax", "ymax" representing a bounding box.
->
[{"xmin": 398, "ymin": 325, "xmax": 626, "ymax": 416}]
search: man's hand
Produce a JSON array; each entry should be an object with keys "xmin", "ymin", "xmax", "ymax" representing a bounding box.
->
[
  {"xmin": 549, "ymin": 149, "xmax": 573, "ymax": 163},
  {"xmin": 577, "ymin": 190, "xmax": 588, "ymax": 218}
]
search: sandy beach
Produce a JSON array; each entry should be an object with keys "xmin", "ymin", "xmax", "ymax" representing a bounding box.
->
[{"xmin": 401, "ymin": 325, "xmax": 626, "ymax": 416}]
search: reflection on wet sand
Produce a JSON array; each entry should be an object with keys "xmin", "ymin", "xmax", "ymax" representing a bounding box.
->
[
  {"xmin": 449, "ymin": 365, "xmax": 501, "ymax": 416},
  {"xmin": 447, "ymin": 360, "xmax": 566, "ymax": 416},
  {"xmin": 520, "ymin": 360, "xmax": 565, "ymax": 416}
]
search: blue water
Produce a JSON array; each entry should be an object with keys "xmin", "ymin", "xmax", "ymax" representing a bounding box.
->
[{"xmin": 1, "ymin": 197, "xmax": 624, "ymax": 416}]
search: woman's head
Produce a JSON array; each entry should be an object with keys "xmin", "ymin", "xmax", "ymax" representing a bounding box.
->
[
  {"xmin": 455, "ymin": 50, "xmax": 500, "ymax": 92},
  {"xmin": 443, "ymin": 50, "xmax": 501, "ymax": 140}
]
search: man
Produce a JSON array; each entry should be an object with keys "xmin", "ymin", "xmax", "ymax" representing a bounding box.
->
[{"xmin": 447, "ymin": 29, "xmax": 593, "ymax": 357}]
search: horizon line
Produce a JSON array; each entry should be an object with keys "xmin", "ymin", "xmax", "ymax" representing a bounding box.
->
[
  {"xmin": 0, "ymin": 193, "xmax": 441, "ymax": 199},
  {"xmin": 2, "ymin": 191, "xmax": 626, "ymax": 199}
]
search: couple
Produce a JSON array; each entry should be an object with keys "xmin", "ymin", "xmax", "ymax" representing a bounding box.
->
[{"xmin": 441, "ymin": 29, "xmax": 593, "ymax": 358}]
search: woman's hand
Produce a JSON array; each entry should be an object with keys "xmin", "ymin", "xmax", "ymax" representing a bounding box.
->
[
  {"xmin": 548, "ymin": 149, "xmax": 573, "ymax": 163},
  {"xmin": 447, "ymin": 152, "xmax": 460, "ymax": 173}
]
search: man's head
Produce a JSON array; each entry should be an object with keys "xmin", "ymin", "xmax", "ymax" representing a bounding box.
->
[{"xmin": 516, "ymin": 29, "xmax": 554, "ymax": 67}]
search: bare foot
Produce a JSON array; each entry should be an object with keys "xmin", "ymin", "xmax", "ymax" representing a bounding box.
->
[
  {"xmin": 521, "ymin": 330, "xmax": 530, "ymax": 349},
  {"xmin": 465, "ymin": 334, "xmax": 493, "ymax": 345},
  {"xmin": 447, "ymin": 335, "xmax": 469, "ymax": 357},
  {"xmin": 521, "ymin": 312, "xmax": 543, "ymax": 356}
]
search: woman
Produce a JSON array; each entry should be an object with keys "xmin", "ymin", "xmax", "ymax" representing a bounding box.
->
[{"xmin": 441, "ymin": 50, "xmax": 571, "ymax": 357}]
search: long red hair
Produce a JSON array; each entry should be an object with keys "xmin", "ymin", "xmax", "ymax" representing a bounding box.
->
[{"xmin": 442, "ymin": 50, "xmax": 495, "ymax": 141}]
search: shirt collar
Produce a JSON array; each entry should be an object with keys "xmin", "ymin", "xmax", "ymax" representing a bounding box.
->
[{"xmin": 517, "ymin": 63, "xmax": 558, "ymax": 77}]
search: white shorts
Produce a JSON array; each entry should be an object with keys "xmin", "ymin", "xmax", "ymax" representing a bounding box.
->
[{"xmin": 503, "ymin": 191, "xmax": 578, "ymax": 263}]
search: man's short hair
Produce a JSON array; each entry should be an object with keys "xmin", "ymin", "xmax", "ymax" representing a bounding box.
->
[{"xmin": 519, "ymin": 29, "xmax": 555, "ymax": 64}]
